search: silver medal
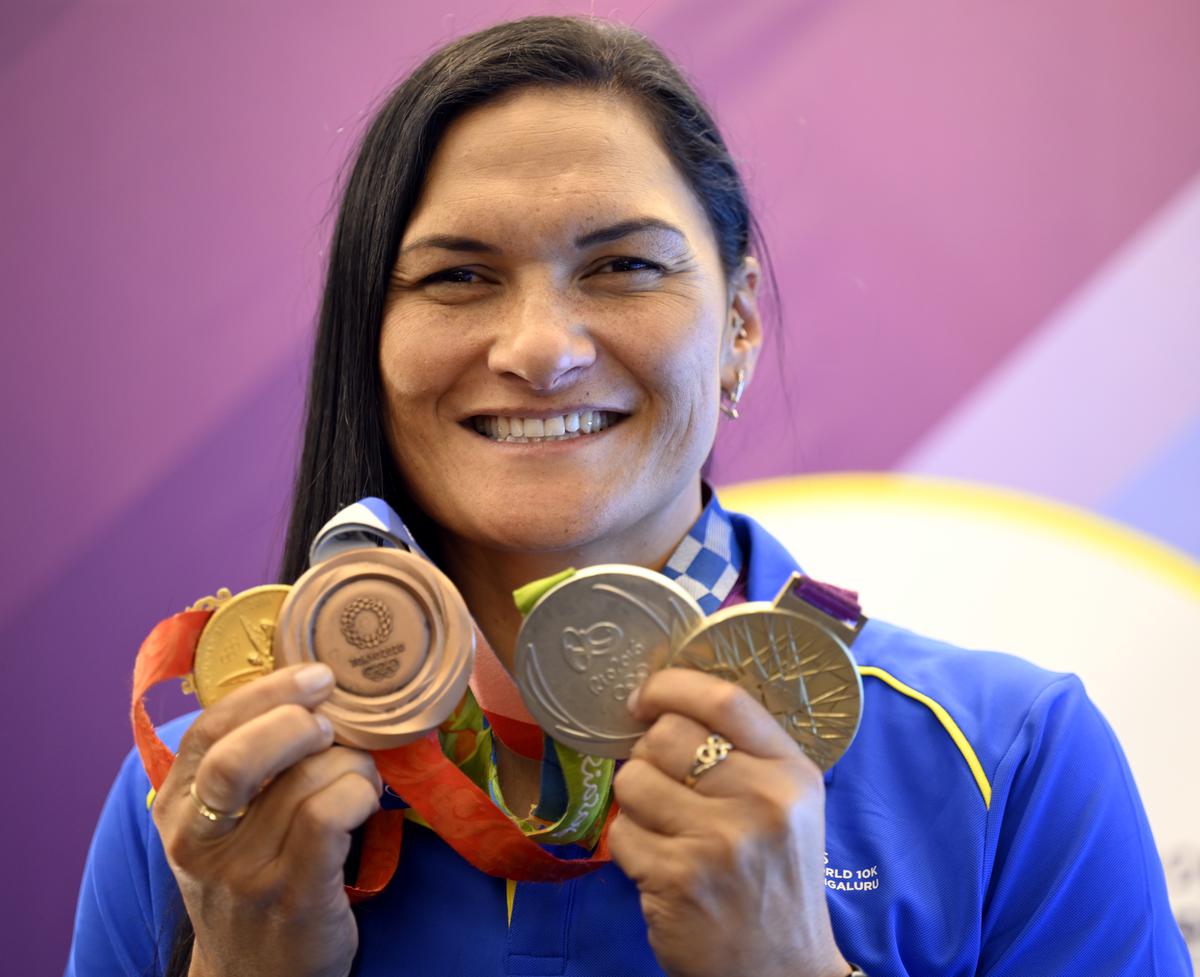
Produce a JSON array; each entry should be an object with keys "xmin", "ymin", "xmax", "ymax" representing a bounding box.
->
[{"xmin": 515, "ymin": 566, "xmax": 705, "ymax": 758}]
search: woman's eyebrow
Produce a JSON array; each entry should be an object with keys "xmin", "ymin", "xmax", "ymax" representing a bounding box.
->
[
  {"xmin": 574, "ymin": 217, "xmax": 687, "ymax": 248},
  {"xmin": 398, "ymin": 218, "xmax": 688, "ymax": 259},
  {"xmin": 397, "ymin": 234, "xmax": 498, "ymax": 258}
]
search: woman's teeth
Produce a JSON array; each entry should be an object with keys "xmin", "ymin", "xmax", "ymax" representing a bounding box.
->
[{"xmin": 471, "ymin": 410, "xmax": 616, "ymax": 442}]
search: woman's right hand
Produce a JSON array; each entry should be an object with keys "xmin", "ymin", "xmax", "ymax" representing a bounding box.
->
[{"xmin": 151, "ymin": 662, "xmax": 382, "ymax": 977}]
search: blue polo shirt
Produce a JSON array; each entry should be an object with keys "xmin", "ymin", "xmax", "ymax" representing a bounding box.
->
[{"xmin": 66, "ymin": 510, "xmax": 1191, "ymax": 976}]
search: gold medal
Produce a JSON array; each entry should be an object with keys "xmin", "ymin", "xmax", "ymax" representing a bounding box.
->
[{"xmin": 182, "ymin": 585, "xmax": 290, "ymax": 706}]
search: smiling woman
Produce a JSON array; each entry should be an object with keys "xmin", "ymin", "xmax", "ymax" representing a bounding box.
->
[
  {"xmin": 67, "ymin": 14, "xmax": 1189, "ymax": 977},
  {"xmin": 380, "ymin": 89, "xmax": 752, "ymax": 569},
  {"xmin": 278, "ymin": 17, "xmax": 765, "ymax": 596}
]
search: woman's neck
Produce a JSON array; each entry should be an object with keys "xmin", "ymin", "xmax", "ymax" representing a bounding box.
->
[{"xmin": 436, "ymin": 493, "xmax": 703, "ymax": 669}]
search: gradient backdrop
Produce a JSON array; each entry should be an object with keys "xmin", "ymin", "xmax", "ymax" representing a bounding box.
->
[{"xmin": 2, "ymin": 2, "xmax": 1198, "ymax": 972}]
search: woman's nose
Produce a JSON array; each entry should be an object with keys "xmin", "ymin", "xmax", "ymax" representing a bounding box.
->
[{"xmin": 486, "ymin": 292, "xmax": 597, "ymax": 391}]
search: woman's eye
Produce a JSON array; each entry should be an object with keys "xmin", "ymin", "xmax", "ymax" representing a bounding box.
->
[
  {"xmin": 422, "ymin": 268, "xmax": 483, "ymax": 285},
  {"xmin": 597, "ymin": 257, "xmax": 663, "ymax": 275}
]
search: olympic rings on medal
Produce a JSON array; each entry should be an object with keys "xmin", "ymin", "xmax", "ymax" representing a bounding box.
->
[
  {"xmin": 189, "ymin": 781, "xmax": 249, "ymax": 823},
  {"xmin": 683, "ymin": 733, "xmax": 735, "ymax": 788}
]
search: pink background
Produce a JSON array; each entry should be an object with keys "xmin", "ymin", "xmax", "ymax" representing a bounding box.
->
[{"xmin": 2, "ymin": 2, "xmax": 1197, "ymax": 970}]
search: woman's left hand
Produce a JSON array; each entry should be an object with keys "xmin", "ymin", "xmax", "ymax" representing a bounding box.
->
[{"xmin": 608, "ymin": 668, "xmax": 851, "ymax": 977}]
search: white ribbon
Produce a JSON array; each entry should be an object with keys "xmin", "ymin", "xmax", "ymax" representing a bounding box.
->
[{"xmin": 308, "ymin": 497, "xmax": 429, "ymax": 566}]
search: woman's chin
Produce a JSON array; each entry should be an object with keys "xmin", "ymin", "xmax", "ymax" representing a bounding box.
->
[
  {"xmin": 458, "ymin": 508, "xmax": 618, "ymax": 558},
  {"xmin": 409, "ymin": 468, "xmax": 703, "ymax": 566}
]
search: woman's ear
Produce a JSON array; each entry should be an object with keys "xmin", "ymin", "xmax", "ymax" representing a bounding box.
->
[{"xmin": 721, "ymin": 256, "xmax": 764, "ymax": 391}]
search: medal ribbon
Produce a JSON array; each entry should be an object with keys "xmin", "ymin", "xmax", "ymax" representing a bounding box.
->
[
  {"xmin": 485, "ymin": 739, "xmax": 615, "ymax": 846},
  {"xmin": 371, "ymin": 736, "xmax": 615, "ymax": 880},
  {"xmin": 131, "ymin": 608, "xmax": 212, "ymax": 791},
  {"xmin": 130, "ymin": 506, "xmax": 862, "ymax": 895},
  {"xmin": 478, "ymin": 709, "xmax": 544, "ymax": 760},
  {"xmin": 787, "ymin": 575, "xmax": 862, "ymax": 625}
]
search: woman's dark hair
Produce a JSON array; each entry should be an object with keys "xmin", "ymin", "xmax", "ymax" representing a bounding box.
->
[{"xmin": 166, "ymin": 14, "xmax": 767, "ymax": 972}]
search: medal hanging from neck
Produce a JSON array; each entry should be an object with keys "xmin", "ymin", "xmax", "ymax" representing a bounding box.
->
[
  {"xmin": 130, "ymin": 499, "xmax": 618, "ymax": 899},
  {"xmin": 131, "ymin": 498, "xmax": 867, "ymax": 898}
]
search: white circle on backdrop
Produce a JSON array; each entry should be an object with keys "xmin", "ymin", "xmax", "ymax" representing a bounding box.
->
[{"xmin": 721, "ymin": 473, "xmax": 1200, "ymax": 961}]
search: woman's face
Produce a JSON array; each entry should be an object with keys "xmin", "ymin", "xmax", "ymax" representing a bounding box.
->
[{"xmin": 380, "ymin": 88, "xmax": 759, "ymax": 557}]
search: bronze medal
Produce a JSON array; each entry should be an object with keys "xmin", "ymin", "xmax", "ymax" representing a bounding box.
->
[{"xmin": 273, "ymin": 547, "xmax": 475, "ymax": 750}]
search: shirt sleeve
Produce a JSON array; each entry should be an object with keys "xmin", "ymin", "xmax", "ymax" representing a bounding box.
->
[
  {"xmin": 65, "ymin": 746, "xmax": 181, "ymax": 977},
  {"xmin": 978, "ymin": 674, "xmax": 1192, "ymax": 976}
]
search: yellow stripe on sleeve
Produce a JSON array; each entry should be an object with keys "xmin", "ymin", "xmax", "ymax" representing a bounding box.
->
[
  {"xmin": 859, "ymin": 665, "xmax": 993, "ymax": 809},
  {"xmin": 506, "ymin": 878, "xmax": 516, "ymax": 926}
]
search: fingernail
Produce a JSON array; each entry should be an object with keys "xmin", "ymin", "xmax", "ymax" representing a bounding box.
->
[
  {"xmin": 314, "ymin": 712, "xmax": 334, "ymax": 737},
  {"xmin": 626, "ymin": 685, "xmax": 642, "ymax": 714},
  {"xmin": 296, "ymin": 663, "xmax": 334, "ymax": 693}
]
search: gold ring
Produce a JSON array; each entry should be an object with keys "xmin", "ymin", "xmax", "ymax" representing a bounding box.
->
[
  {"xmin": 683, "ymin": 733, "xmax": 734, "ymax": 788},
  {"xmin": 189, "ymin": 781, "xmax": 248, "ymax": 822}
]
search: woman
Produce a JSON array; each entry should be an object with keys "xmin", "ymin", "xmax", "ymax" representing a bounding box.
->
[{"xmin": 68, "ymin": 15, "xmax": 1188, "ymax": 977}]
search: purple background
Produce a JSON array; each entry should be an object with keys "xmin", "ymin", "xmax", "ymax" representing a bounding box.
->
[{"xmin": 3, "ymin": 2, "xmax": 1198, "ymax": 971}]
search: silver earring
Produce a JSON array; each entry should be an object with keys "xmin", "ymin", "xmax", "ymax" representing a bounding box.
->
[{"xmin": 720, "ymin": 369, "xmax": 746, "ymax": 420}]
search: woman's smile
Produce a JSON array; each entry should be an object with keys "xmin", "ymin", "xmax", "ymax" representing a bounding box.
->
[{"xmin": 467, "ymin": 409, "xmax": 627, "ymax": 443}]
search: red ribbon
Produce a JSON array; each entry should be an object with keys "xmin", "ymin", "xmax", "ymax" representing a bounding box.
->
[
  {"xmin": 130, "ymin": 610, "xmax": 613, "ymax": 900},
  {"xmin": 479, "ymin": 708, "xmax": 544, "ymax": 760},
  {"xmin": 132, "ymin": 609, "xmax": 211, "ymax": 791},
  {"xmin": 372, "ymin": 736, "xmax": 613, "ymax": 882}
]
